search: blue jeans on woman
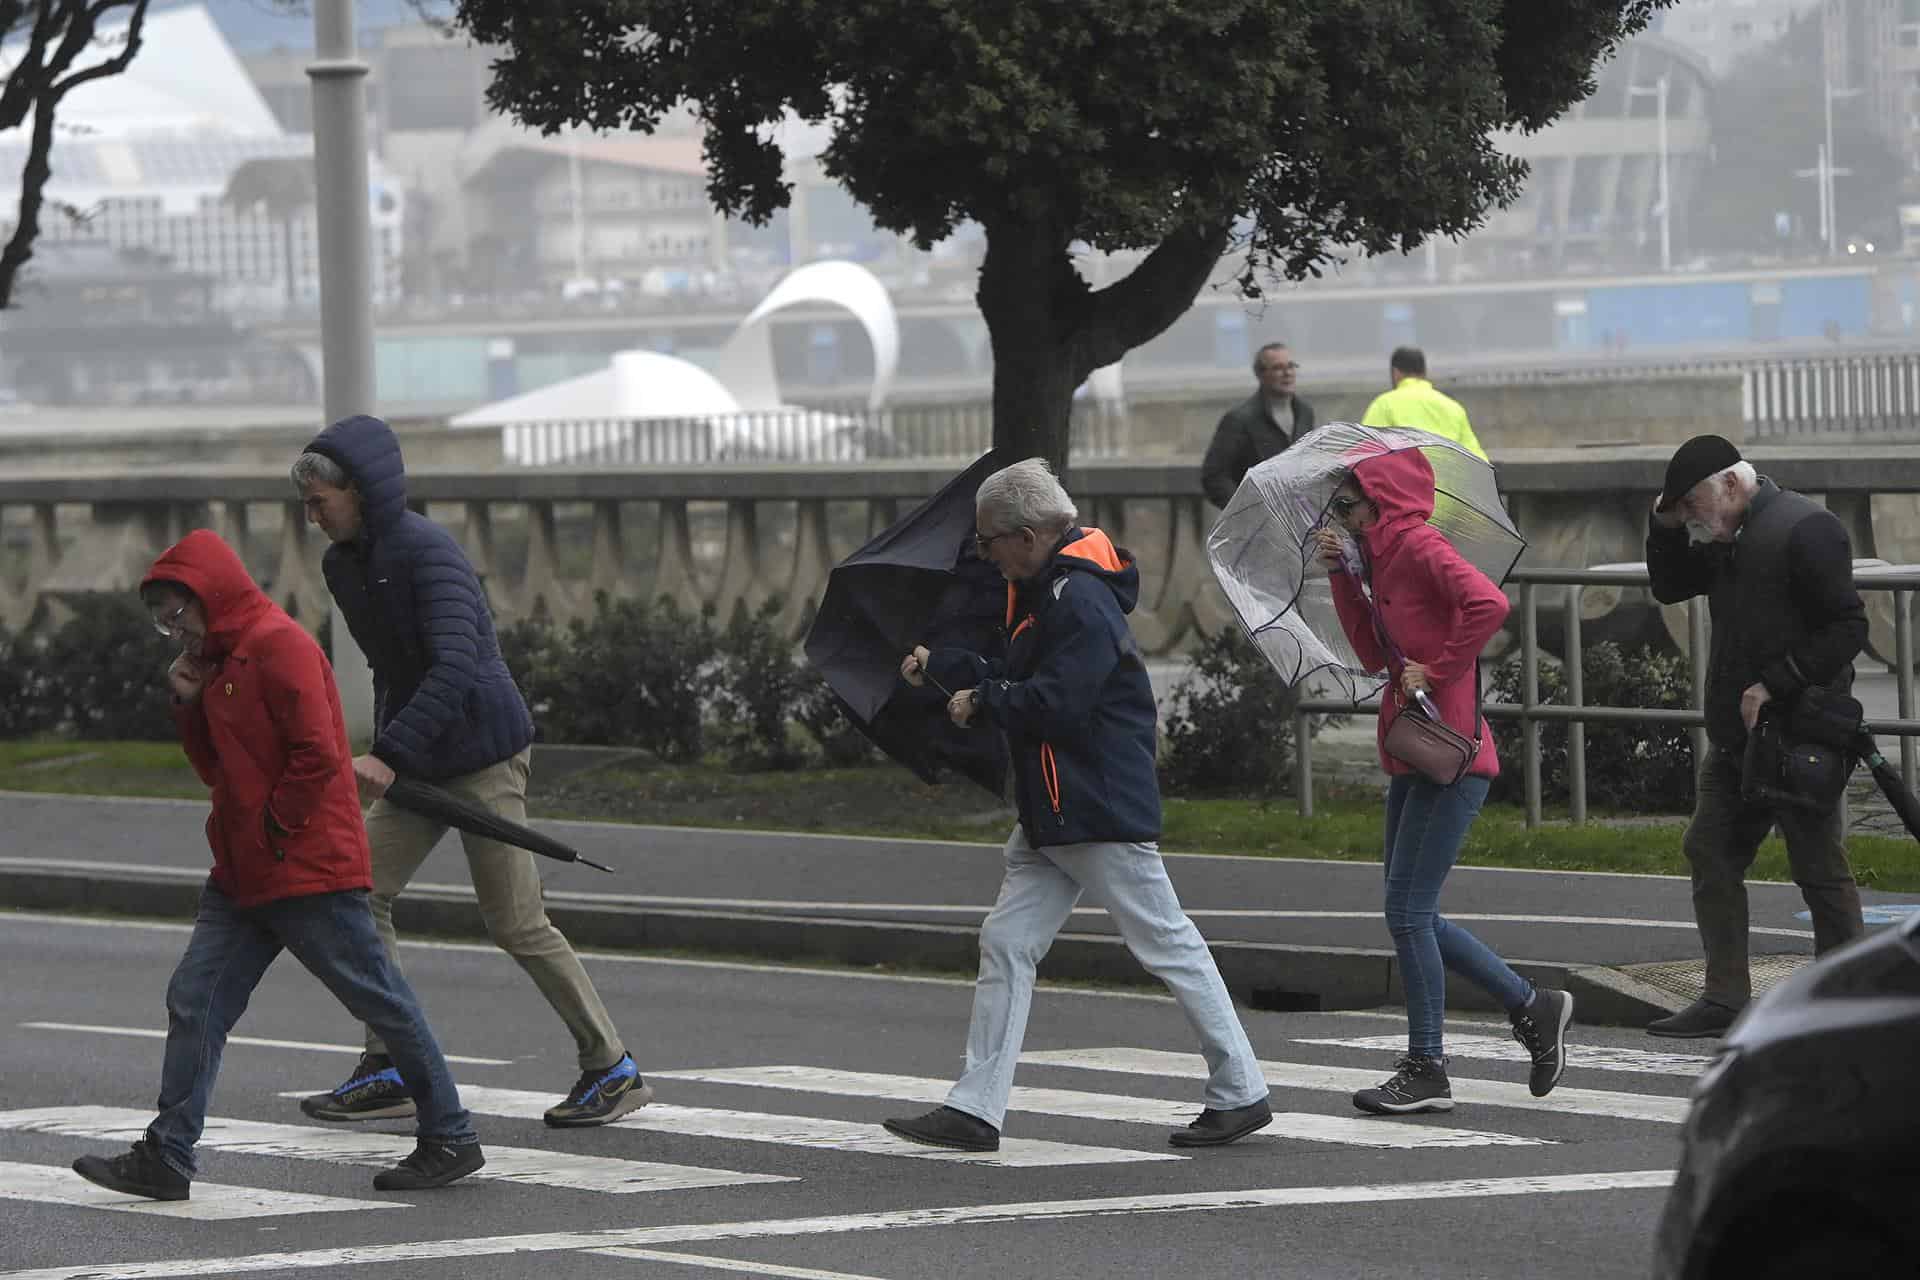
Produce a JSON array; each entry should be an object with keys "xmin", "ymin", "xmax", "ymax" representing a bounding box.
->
[
  {"xmin": 146, "ymin": 880, "xmax": 477, "ymax": 1178},
  {"xmin": 1384, "ymin": 774, "xmax": 1533, "ymax": 1058}
]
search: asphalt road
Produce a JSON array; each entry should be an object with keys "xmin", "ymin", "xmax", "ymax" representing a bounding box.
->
[
  {"xmin": 1, "ymin": 907, "xmax": 1693, "ymax": 1280},
  {"xmin": 8, "ymin": 789, "xmax": 1918, "ymax": 973}
]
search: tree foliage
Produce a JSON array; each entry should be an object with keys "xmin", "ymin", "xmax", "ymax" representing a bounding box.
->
[
  {"xmin": 452, "ymin": 0, "xmax": 1669, "ymax": 465},
  {"xmin": 0, "ymin": 1, "xmax": 153, "ymax": 308}
]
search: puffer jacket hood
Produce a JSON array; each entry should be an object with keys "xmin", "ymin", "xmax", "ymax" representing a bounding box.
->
[
  {"xmin": 1006, "ymin": 528, "xmax": 1140, "ymax": 625},
  {"xmin": 142, "ymin": 529, "xmax": 275, "ymax": 660},
  {"xmin": 304, "ymin": 414, "xmax": 408, "ymax": 539}
]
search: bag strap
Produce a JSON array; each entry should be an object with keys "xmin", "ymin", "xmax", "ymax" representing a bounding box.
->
[{"xmin": 1361, "ymin": 576, "xmax": 1484, "ymax": 742}]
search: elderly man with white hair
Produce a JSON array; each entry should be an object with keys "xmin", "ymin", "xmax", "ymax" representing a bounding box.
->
[
  {"xmin": 1645, "ymin": 434, "xmax": 1869, "ymax": 1039},
  {"xmin": 882, "ymin": 458, "xmax": 1271, "ymax": 1153}
]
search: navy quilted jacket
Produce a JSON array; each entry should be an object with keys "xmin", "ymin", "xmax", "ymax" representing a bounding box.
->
[{"xmin": 305, "ymin": 414, "xmax": 534, "ymax": 781}]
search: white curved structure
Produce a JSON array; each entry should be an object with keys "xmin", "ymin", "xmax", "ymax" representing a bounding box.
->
[{"xmin": 452, "ymin": 259, "xmax": 903, "ymax": 463}]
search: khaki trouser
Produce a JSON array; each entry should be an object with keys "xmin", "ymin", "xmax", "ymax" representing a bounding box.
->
[
  {"xmin": 362, "ymin": 748, "xmax": 624, "ymax": 1071},
  {"xmin": 1683, "ymin": 745, "xmax": 1865, "ymax": 1008}
]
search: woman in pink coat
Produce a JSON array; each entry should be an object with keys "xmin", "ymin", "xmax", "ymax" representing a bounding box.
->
[{"xmin": 1314, "ymin": 447, "xmax": 1574, "ymax": 1114}]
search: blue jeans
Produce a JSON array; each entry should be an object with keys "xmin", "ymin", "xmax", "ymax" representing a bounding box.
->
[
  {"xmin": 1383, "ymin": 774, "xmax": 1533, "ymax": 1058},
  {"xmin": 945, "ymin": 827, "xmax": 1268, "ymax": 1130},
  {"xmin": 147, "ymin": 880, "xmax": 477, "ymax": 1177}
]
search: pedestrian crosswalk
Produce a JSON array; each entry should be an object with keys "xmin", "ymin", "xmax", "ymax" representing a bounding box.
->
[{"xmin": 0, "ymin": 1036, "xmax": 1700, "ymax": 1232}]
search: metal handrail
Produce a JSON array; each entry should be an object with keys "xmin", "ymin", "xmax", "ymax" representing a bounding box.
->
[{"xmin": 1290, "ymin": 567, "xmax": 1920, "ymax": 826}]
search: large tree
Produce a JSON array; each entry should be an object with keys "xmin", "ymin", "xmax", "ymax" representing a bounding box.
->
[
  {"xmin": 453, "ymin": 0, "xmax": 1668, "ymax": 467},
  {"xmin": 0, "ymin": 0, "xmax": 152, "ymax": 308}
]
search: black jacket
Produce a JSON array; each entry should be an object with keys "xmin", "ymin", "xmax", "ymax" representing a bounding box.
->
[
  {"xmin": 305, "ymin": 414, "xmax": 535, "ymax": 780},
  {"xmin": 1646, "ymin": 477, "xmax": 1867, "ymax": 751},
  {"xmin": 1201, "ymin": 392, "xmax": 1317, "ymax": 507},
  {"xmin": 928, "ymin": 528, "xmax": 1160, "ymax": 847}
]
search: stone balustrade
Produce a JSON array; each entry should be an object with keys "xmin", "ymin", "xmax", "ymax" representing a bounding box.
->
[{"xmin": 11, "ymin": 446, "xmax": 1920, "ymax": 669}]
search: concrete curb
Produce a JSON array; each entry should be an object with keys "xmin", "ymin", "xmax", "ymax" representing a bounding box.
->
[{"xmin": 1, "ymin": 863, "xmax": 1676, "ymax": 1028}]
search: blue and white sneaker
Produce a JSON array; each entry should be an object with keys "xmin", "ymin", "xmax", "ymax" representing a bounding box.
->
[
  {"xmin": 543, "ymin": 1053, "xmax": 652, "ymax": 1127},
  {"xmin": 300, "ymin": 1052, "xmax": 416, "ymax": 1121}
]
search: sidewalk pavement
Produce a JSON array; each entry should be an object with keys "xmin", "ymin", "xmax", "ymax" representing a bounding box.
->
[{"xmin": 7, "ymin": 781, "xmax": 1919, "ymax": 1029}]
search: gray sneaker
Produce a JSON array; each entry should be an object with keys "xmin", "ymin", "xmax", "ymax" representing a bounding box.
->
[
  {"xmin": 1352, "ymin": 1054, "xmax": 1453, "ymax": 1114},
  {"xmin": 1510, "ymin": 988, "xmax": 1574, "ymax": 1097},
  {"xmin": 299, "ymin": 1052, "xmax": 416, "ymax": 1122}
]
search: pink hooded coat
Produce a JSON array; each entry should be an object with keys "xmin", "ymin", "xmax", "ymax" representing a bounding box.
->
[{"xmin": 1327, "ymin": 448, "xmax": 1509, "ymax": 780}]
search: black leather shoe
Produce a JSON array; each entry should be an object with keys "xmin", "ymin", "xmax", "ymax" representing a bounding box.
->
[
  {"xmin": 1169, "ymin": 1097, "xmax": 1273, "ymax": 1148},
  {"xmin": 1646, "ymin": 997, "xmax": 1741, "ymax": 1039},
  {"xmin": 372, "ymin": 1139, "xmax": 485, "ymax": 1191},
  {"xmin": 882, "ymin": 1105, "xmax": 1000, "ymax": 1152},
  {"xmin": 72, "ymin": 1139, "xmax": 190, "ymax": 1201}
]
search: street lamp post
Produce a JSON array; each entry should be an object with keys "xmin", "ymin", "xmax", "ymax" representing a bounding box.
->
[
  {"xmin": 307, "ymin": 0, "xmax": 376, "ymax": 738},
  {"xmin": 1824, "ymin": 74, "xmax": 1864, "ymax": 257},
  {"xmin": 1629, "ymin": 76, "xmax": 1671, "ymax": 272}
]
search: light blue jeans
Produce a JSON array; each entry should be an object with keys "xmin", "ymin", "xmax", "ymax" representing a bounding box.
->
[
  {"xmin": 945, "ymin": 826, "xmax": 1269, "ymax": 1130},
  {"xmin": 1384, "ymin": 774, "xmax": 1534, "ymax": 1058}
]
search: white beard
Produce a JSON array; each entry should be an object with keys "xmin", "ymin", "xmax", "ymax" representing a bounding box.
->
[{"xmin": 1685, "ymin": 519, "xmax": 1717, "ymax": 544}]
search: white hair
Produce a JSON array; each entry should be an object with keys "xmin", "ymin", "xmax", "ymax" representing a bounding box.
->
[
  {"xmin": 975, "ymin": 457, "xmax": 1078, "ymax": 535},
  {"xmin": 1718, "ymin": 459, "xmax": 1758, "ymax": 494},
  {"xmin": 290, "ymin": 450, "xmax": 351, "ymax": 494}
]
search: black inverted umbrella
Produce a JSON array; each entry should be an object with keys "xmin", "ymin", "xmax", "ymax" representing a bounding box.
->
[
  {"xmin": 383, "ymin": 777, "xmax": 614, "ymax": 872},
  {"xmin": 804, "ymin": 451, "xmax": 1010, "ymax": 797},
  {"xmin": 1855, "ymin": 730, "xmax": 1920, "ymax": 842}
]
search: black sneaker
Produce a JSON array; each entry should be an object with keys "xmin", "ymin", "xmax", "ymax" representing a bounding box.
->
[
  {"xmin": 300, "ymin": 1052, "xmax": 416, "ymax": 1122},
  {"xmin": 1352, "ymin": 1054, "xmax": 1454, "ymax": 1114},
  {"xmin": 882, "ymin": 1105, "xmax": 1000, "ymax": 1152},
  {"xmin": 1646, "ymin": 997, "xmax": 1741, "ymax": 1039},
  {"xmin": 1510, "ymin": 988, "xmax": 1575, "ymax": 1097},
  {"xmin": 1168, "ymin": 1097, "xmax": 1274, "ymax": 1148},
  {"xmin": 72, "ymin": 1139, "xmax": 190, "ymax": 1201},
  {"xmin": 544, "ymin": 1053, "xmax": 653, "ymax": 1128},
  {"xmin": 372, "ymin": 1139, "xmax": 485, "ymax": 1191}
]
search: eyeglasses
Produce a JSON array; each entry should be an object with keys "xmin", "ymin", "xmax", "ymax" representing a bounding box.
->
[
  {"xmin": 973, "ymin": 530, "xmax": 1017, "ymax": 555},
  {"xmin": 151, "ymin": 602, "xmax": 191, "ymax": 638},
  {"xmin": 1261, "ymin": 361, "xmax": 1301, "ymax": 375},
  {"xmin": 1330, "ymin": 495, "xmax": 1368, "ymax": 517}
]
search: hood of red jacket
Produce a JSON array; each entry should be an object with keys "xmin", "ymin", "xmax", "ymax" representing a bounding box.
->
[
  {"xmin": 142, "ymin": 529, "xmax": 274, "ymax": 659},
  {"xmin": 1351, "ymin": 448, "xmax": 1436, "ymax": 563}
]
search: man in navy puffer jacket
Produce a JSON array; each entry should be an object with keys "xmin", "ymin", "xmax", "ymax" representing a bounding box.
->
[
  {"xmin": 880, "ymin": 458, "xmax": 1272, "ymax": 1154},
  {"xmin": 290, "ymin": 414, "xmax": 646, "ymax": 1128}
]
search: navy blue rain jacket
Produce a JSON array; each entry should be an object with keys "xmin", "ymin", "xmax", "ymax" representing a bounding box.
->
[
  {"xmin": 927, "ymin": 528, "xmax": 1161, "ymax": 846},
  {"xmin": 304, "ymin": 414, "xmax": 534, "ymax": 780}
]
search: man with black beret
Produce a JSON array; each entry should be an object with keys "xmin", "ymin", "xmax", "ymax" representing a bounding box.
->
[{"xmin": 1644, "ymin": 435, "xmax": 1868, "ymax": 1038}]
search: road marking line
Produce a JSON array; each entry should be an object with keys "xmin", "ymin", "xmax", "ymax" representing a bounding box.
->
[
  {"xmin": 278, "ymin": 1086, "xmax": 1179, "ymax": 1168},
  {"xmin": 649, "ymin": 1065, "xmax": 1548, "ymax": 1150},
  {"xmin": 19, "ymin": 1023, "xmax": 512, "ymax": 1066},
  {"xmin": 0, "ymin": 1107, "xmax": 792, "ymax": 1195},
  {"xmin": 589, "ymin": 1251, "xmax": 897, "ymax": 1279},
  {"xmin": 0, "ymin": 1160, "xmax": 402, "ymax": 1221},
  {"xmin": 1295, "ymin": 1033, "xmax": 1712, "ymax": 1077},
  {"xmin": 1018, "ymin": 1048, "xmax": 1692, "ymax": 1124},
  {"xmin": 0, "ymin": 1171, "xmax": 1678, "ymax": 1279}
]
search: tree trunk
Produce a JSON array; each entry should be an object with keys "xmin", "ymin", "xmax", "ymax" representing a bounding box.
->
[{"xmin": 978, "ymin": 217, "xmax": 1233, "ymax": 477}]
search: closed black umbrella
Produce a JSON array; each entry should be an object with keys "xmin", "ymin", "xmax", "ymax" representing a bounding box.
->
[
  {"xmin": 383, "ymin": 777, "xmax": 614, "ymax": 873},
  {"xmin": 804, "ymin": 451, "xmax": 1010, "ymax": 798}
]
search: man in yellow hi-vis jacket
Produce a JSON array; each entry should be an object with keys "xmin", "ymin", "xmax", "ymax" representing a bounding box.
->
[{"xmin": 1361, "ymin": 346, "xmax": 1488, "ymax": 460}]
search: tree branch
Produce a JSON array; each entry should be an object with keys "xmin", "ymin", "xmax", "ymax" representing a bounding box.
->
[{"xmin": 1071, "ymin": 219, "xmax": 1231, "ymax": 377}]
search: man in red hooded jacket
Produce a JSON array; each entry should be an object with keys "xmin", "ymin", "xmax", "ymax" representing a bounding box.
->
[{"xmin": 69, "ymin": 530, "xmax": 485, "ymax": 1201}]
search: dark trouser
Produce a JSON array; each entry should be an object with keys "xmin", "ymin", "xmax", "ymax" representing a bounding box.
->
[
  {"xmin": 1683, "ymin": 746, "xmax": 1866, "ymax": 1008},
  {"xmin": 146, "ymin": 879, "xmax": 477, "ymax": 1178}
]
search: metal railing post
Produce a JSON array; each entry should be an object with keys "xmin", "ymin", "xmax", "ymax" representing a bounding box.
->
[
  {"xmin": 1899, "ymin": 589, "xmax": 1916, "ymax": 796},
  {"xmin": 1295, "ymin": 704, "xmax": 1314, "ymax": 818},
  {"xmin": 1522, "ymin": 581, "xmax": 1540, "ymax": 828},
  {"xmin": 1688, "ymin": 597, "xmax": 1709, "ymax": 767},
  {"xmin": 1568, "ymin": 585, "xmax": 1586, "ymax": 825}
]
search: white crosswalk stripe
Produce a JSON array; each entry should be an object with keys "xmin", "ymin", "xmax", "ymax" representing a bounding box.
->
[
  {"xmin": 1018, "ymin": 1048, "xmax": 1694, "ymax": 1123},
  {"xmin": 281, "ymin": 1085, "xmax": 1182, "ymax": 1167},
  {"xmin": 1294, "ymin": 1033, "xmax": 1713, "ymax": 1077},
  {"xmin": 650, "ymin": 1064, "xmax": 1552, "ymax": 1149},
  {"xmin": 0, "ymin": 1107, "xmax": 793, "ymax": 1195},
  {"xmin": 0, "ymin": 1159, "xmax": 403, "ymax": 1220}
]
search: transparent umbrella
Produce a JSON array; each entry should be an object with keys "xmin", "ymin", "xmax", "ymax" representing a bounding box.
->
[{"xmin": 1205, "ymin": 422, "xmax": 1525, "ymax": 701}]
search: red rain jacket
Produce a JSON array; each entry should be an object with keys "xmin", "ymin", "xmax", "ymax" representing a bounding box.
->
[
  {"xmin": 1328, "ymin": 448, "xmax": 1510, "ymax": 780},
  {"xmin": 143, "ymin": 530, "xmax": 372, "ymax": 906}
]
